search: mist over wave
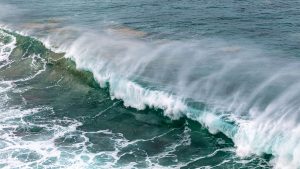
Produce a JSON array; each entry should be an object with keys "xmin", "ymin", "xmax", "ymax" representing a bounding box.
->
[
  {"xmin": 1, "ymin": 0, "xmax": 300, "ymax": 168},
  {"xmin": 30, "ymin": 26, "xmax": 300, "ymax": 168}
]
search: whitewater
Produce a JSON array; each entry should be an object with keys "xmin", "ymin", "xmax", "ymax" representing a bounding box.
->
[
  {"xmin": 0, "ymin": 0, "xmax": 300, "ymax": 168},
  {"xmin": 41, "ymin": 27, "xmax": 300, "ymax": 168}
]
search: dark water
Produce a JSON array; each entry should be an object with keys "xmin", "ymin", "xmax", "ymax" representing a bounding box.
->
[{"xmin": 0, "ymin": 1, "xmax": 300, "ymax": 168}]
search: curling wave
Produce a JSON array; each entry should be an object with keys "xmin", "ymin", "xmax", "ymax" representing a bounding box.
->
[
  {"xmin": 51, "ymin": 29, "xmax": 300, "ymax": 169},
  {"xmin": 3, "ymin": 26, "xmax": 300, "ymax": 168}
]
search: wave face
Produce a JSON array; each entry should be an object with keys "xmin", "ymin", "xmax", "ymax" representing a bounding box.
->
[
  {"xmin": 0, "ymin": 29, "xmax": 271, "ymax": 169},
  {"xmin": 50, "ymin": 28, "xmax": 300, "ymax": 169},
  {"xmin": 1, "ymin": 0, "xmax": 300, "ymax": 168}
]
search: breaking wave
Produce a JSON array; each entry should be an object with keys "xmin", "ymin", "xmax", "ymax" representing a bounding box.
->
[{"xmin": 2, "ymin": 25, "xmax": 300, "ymax": 168}]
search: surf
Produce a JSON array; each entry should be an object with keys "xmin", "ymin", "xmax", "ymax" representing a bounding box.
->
[
  {"xmin": 43, "ymin": 27, "xmax": 300, "ymax": 169},
  {"xmin": 0, "ymin": 23, "xmax": 299, "ymax": 169}
]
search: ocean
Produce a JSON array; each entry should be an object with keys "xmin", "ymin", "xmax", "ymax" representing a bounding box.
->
[{"xmin": 0, "ymin": 0, "xmax": 300, "ymax": 168}]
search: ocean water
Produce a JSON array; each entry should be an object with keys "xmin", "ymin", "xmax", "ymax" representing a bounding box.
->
[{"xmin": 0, "ymin": 0, "xmax": 300, "ymax": 168}]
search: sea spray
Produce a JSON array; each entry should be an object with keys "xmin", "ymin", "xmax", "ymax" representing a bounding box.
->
[
  {"xmin": 52, "ymin": 29, "xmax": 300, "ymax": 169},
  {"xmin": 0, "ymin": 26, "xmax": 297, "ymax": 168},
  {"xmin": 0, "ymin": 26, "xmax": 272, "ymax": 168},
  {"xmin": 1, "ymin": 0, "xmax": 299, "ymax": 168}
]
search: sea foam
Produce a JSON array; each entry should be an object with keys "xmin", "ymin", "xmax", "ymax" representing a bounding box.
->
[
  {"xmin": 3, "ymin": 26, "xmax": 300, "ymax": 168},
  {"xmin": 56, "ymin": 29, "xmax": 300, "ymax": 169}
]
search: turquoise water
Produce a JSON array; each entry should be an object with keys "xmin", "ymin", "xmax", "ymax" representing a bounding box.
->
[{"xmin": 0, "ymin": 1, "xmax": 300, "ymax": 168}]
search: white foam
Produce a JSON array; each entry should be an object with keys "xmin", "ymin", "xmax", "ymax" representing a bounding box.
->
[
  {"xmin": 57, "ymin": 30, "xmax": 300, "ymax": 168},
  {"xmin": 3, "ymin": 26, "xmax": 300, "ymax": 168},
  {"xmin": 0, "ymin": 30, "xmax": 16, "ymax": 68}
]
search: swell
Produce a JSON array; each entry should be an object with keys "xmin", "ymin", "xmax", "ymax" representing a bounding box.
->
[{"xmin": 2, "ymin": 27, "xmax": 300, "ymax": 168}]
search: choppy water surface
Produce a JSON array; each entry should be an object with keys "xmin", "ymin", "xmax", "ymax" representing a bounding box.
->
[{"xmin": 0, "ymin": 0, "xmax": 300, "ymax": 168}]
